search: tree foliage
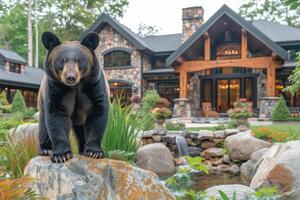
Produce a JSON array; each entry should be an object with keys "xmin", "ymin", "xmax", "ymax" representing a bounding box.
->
[
  {"xmin": 239, "ymin": 0, "xmax": 300, "ymax": 27},
  {"xmin": 137, "ymin": 23, "xmax": 160, "ymax": 37},
  {"xmin": 285, "ymin": 0, "xmax": 300, "ymax": 10},
  {"xmin": 285, "ymin": 53, "xmax": 300, "ymax": 94},
  {"xmin": 0, "ymin": 0, "xmax": 129, "ymax": 66}
]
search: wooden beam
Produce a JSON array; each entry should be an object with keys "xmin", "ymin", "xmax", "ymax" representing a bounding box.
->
[
  {"xmin": 179, "ymin": 69, "xmax": 188, "ymax": 98},
  {"xmin": 266, "ymin": 60, "xmax": 276, "ymax": 97},
  {"xmin": 241, "ymin": 29, "xmax": 247, "ymax": 59},
  {"xmin": 204, "ymin": 33, "xmax": 211, "ymax": 61},
  {"xmin": 176, "ymin": 57, "xmax": 274, "ymax": 73}
]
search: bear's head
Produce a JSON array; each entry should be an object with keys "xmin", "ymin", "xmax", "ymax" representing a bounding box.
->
[{"xmin": 41, "ymin": 32, "xmax": 99, "ymax": 86}]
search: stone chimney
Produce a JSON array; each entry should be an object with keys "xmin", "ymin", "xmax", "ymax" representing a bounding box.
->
[{"xmin": 182, "ymin": 6, "xmax": 204, "ymax": 42}]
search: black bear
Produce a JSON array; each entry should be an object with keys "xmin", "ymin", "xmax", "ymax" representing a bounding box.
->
[{"xmin": 38, "ymin": 31, "xmax": 109, "ymax": 163}]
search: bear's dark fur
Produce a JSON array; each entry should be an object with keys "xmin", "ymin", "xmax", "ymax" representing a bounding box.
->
[{"xmin": 38, "ymin": 32, "xmax": 109, "ymax": 163}]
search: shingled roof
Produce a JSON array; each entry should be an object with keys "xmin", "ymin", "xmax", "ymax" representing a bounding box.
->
[
  {"xmin": 143, "ymin": 34, "xmax": 182, "ymax": 52},
  {"xmin": 0, "ymin": 49, "xmax": 27, "ymax": 65},
  {"xmin": 0, "ymin": 66, "xmax": 44, "ymax": 89},
  {"xmin": 252, "ymin": 20, "xmax": 300, "ymax": 44}
]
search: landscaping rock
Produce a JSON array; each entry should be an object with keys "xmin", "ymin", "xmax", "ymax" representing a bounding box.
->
[
  {"xmin": 197, "ymin": 130, "xmax": 214, "ymax": 141},
  {"xmin": 32, "ymin": 112, "xmax": 39, "ymax": 121},
  {"xmin": 200, "ymin": 147, "xmax": 224, "ymax": 159},
  {"xmin": 152, "ymin": 135, "xmax": 162, "ymax": 142},
  {"xmin": 250, "ymin": 141, "xmax": 300, "ymax": 199},
  {"xmin": 24, "ymin": 156, "xmax": 174, "ymax": 200},
  {"xmin": 135, "ymin": 143, "xmax": 176, "ymax": 177},
  {"xmin": 222, "ymin": 155, "xmax": 231, "ymax": 164},
  {"xmin": 205, "ymin": 184, "xmax": 254, "ymax": 200},
  {"xmin": 210, "ymin": 164, "xmax": 240, "ymax": 175},
  {"xmin": 162, "ymin": 135, "xmax": 176, "ymax": 144},
  {"xmin": 240, "ymin": 148, "xmax": 269, "ymax": 183},
  {"xmin": 188, "ymin": 147, "xmax": 202, "ymax": 157},
  {"xmin": 213, "ymin": 130, "xmax": 225, "ymax": 139},
  {"xmin": 225, "ymin": 129, "xmax": 239, "ymax": 136},
  {"xmin": 225, "ymin": 131, "xmax": 271, "ymax": 161},
  {"xmin": 201, "ymin": 141, "xmax": 216, "ymax": 149},
  {"xmin": 9, "ymin": 123, "xmax": 38, "ymax": 142}
]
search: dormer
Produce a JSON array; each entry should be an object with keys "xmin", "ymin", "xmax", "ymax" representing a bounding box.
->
[{"xmin": 0, "ymin": 48, "xmax": 27, "ymax": 73}]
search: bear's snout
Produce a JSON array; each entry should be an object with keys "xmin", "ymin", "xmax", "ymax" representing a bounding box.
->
[
  {"xmin": 61, "ymin": 63, "xmax": 81, "ymax": 86},
  {"xmin": 66, "ymin": 75, "xmax": 77, "ymax": 85}
]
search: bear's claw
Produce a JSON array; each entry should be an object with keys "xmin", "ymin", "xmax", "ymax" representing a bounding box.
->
[
  {"xmin": 51, "ymin": 152, "xmax": 73, "ymax": 163},
  {"xmin": 84, "ymin": 150, "xmax": 105, "ymax": 159},
  {"xmin": 39, "ymin": 149, "xmax": 52, "ymax": 156}
]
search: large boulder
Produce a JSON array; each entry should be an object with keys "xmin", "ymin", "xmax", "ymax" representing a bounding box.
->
[
  {"xmin": 250, "ymin": 141, "xmax": 300, "ymax": 199},
  {"xmin": 225, "ymin": 131, "xmax": 271, "ymax": 161},
  {"xmin": 135, "ymin": 143, "xmax": 176, "ymax": 177},
  {"xmin": 240, "ymin": 148, "xmax": 269, "ymax": 183},
  {"xmin": 9, "ymin": 123, "xmax": 38, "ymax": 142},
  {"xmin": 204, "ymin": 184, "xmax": 255, "ymax": 200},
  {"xmin": 24, "ymin": 156, "xmax": 175, "ymax": 200}
]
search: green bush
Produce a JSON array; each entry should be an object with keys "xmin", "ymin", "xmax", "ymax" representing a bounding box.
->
[
  {"xmin": 165, "ymin": 121, "xmax": 186, "ymax": 131},
  {"xmin": 11, "ymin": 90, "xmax": 27, "ymax": 114},
  {"xmin": 0, "ymin": 113, "xmax": 23, "ymax": 141},
  {"xmin": 271, "ymin": 96, "xmax": 290, "ymax": 121},
  {"xmin": 139, "ymin": 90, "xmax": 160, "ymax": 130},
  {"xmin": 102, "ymin": 99, "xmax": 147, "ymax": 161}
]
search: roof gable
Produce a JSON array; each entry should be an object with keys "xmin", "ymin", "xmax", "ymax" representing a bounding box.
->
[
  {"xmin": 166, "ymin": 4, "xmax": 288, "ymax": 66},
  {"xmin": 82, "ymin": 13, "xmax": 150, "ymax": 51},
  {"xmin": 0, "ymin": 49, "xmax": 27, "ymax": 65}
]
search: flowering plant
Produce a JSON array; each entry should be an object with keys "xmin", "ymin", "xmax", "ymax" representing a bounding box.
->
[
  {"xmin": 253, "ymin": 127, "xmax": 289, "ymax": 142},
  {"xmin": 228, "ymin": 99, "xmax": 253, "ymax": 119},
  {"xmin": 152, "ymin": 107, "xmax": 172, "ymax": 119},
  {"xmin": 156, "ymin": 98, "xmax": 171, "ymax": 108},
  {"xmin": 129, "ymin": 95, "xmax": 141, "ymax": 103}
]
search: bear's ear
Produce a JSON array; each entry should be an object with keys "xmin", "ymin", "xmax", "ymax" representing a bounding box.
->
[
  {"xmin": 42, "ymin": 32, "xmax": 61, "ymax": 51},
  {"xmin": 81, "ymin": 32, "xmax": 99, "ymax": 50}
]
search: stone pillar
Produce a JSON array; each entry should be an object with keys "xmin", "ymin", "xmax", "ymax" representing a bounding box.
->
[
  {"xmin": 259, "ymin": 97, "xmax": 279, "ymax": 118},
  {"xmin": 173, "ymin": 98, "xmax": 191, "ymax": 118},
  {"xmin": 182, "ymin": 6, "xmax": 204, "ymax": 42}
]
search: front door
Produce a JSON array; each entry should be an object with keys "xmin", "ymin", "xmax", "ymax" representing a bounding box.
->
[{"xmin": 217, "ymin": 79, "xmax": 240, "ymax": 112}]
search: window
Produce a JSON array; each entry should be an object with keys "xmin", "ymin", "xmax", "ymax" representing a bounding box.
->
[
  {"xmin": 9, "ymin": 63, "xmax": 21, "ymax": 73},
  {"xmin": 104, "ymin": 50, "xmax": 131, "ymax": 68},
  {"xmin": 152, "ymin": 55, "xmax": 169, "ymax": 68}
]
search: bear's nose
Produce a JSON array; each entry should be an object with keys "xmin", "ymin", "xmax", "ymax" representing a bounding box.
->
[{"xmin": 66, "ymin": 76, "xmax": 76, "ymax": 84}]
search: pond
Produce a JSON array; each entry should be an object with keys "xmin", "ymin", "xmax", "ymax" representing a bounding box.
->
[{"xmin": 191, "ymin": 174, "xmax": 248, "ymax": 191}]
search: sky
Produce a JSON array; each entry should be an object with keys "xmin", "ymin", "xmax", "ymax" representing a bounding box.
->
[{"xmin": 120, "ymin": 0, "xmax": 243, "ymax": 35}]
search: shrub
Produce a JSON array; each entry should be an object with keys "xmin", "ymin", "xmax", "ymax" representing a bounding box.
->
[
  {"xmin": 152, "ymin": 107, "xmax": 172, "ymax": 119},
  {"xmin": 165, "ymin": 121, "xmax": 186, "ymax": 131},
  {"xmin": 0, "ymin": 113, "xmax": 23, "ymax": 141},
  {"xmin": 139, "ymin": 90, "xmax": 160, "ymax": 130},
  {"xmin": 11, "ymin": 90, "xmax": 27, "ymax": 114},
  {"xmin": 227, "ymin": 120, "xmax": 239, "ymax": 129},
  {"xmin": 102, "ymin": 99, "xmax": 147, "ymax": 161},
  {"xmin": 271, "ymin": 96, "xmax": 290, "ymax": 121}
]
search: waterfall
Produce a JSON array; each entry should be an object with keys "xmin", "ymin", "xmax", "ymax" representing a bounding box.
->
[{"xmin": 175, "ymin": 135, "xmax": 189, "ymax": 157}]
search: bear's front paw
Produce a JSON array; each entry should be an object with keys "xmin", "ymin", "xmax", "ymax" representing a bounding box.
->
[
  {"xmin": 50, "ymin": 152, "xmax": 73, "ymax": 163},
  {"xmin": 39, "ymin": 149, "xmax": 52, "ymax": 156},
  {"xmin": 83, "ymin": 150, "xmax": 105, "ymax": 159}
]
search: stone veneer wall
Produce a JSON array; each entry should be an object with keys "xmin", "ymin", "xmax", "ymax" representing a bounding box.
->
[
  {"xmin": 255, "ymin": 69, "xmax": 267, "ymax": 108},
  {"xmin": 95, "ymin": 25, "xmax": 151, "ymax": 96},
  {"xmin": 188, "ymin": 73, "xmax": 201, "ymax": 116}
]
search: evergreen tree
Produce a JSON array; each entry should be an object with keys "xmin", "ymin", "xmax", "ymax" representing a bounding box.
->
[
  {"xmin": 11, "ymin": 90, "xmax": 27, "ymax": 114},
  {"xmin": 271, "ymin": 96, "xmax": 290, "ymax": 121}
]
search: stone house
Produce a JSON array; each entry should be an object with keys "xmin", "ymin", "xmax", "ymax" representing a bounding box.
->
[{"xmin": 87, "ymin": 5, "xmax": 300, "ymax": 117}]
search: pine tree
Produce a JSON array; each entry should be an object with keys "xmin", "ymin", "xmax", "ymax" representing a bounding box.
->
[
  {"xmin": 271, "ymin": 96, "xmax": 290, "ymax": 121},
  {"xmin": 11, "ymin": 90, "xmax": 27, "ymax": 114}
]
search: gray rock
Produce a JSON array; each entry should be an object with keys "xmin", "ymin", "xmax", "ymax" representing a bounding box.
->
[
  {"xmin": 240, "ymin": 148, "xmax": 269, "ymax": 183},
  {"xmin": 213, "ymin": 130, "xmax": 225, "ymax": 139},
  {"xmin": 9, "ymin": 123, "xmax": 39, "ymax": 142},
  {"xmin": 197, "ymin": 130, "xmax": 214, "ymax": 141},
  {"xmin": 188, "ymin": 146, "xmax": 202, "ymax": 157},
  {"xmin": 205, "ymin": 184, "xmax": 255, "ymax": 200},
  {"xmin": 152, "ymin": 135, "xmax": 162, "ymax": 142},
  {"xmin": 222, "ymin": 155, "xmax": 231, "ymax": 164},
  {"xmin": 201, "ymin": 141, "xmax": 216, "ymax": 149},
  {"xmin": 225, "ymin": 131, "xmax": 271, "ymax": 161},
  {"xmin": 251, "ymin": 141, "xmax": 300, "ymax": 199},
  {"xmin": 200, "ymin": 147, "xmax": 224, "ymax": 159},
  {"xmin": 162, "ymin": 135, "xmax": 177, "ymax": 144},
  {"xmin": 24, "ymin": 156, "xmax": 175, "ymax": 200},
  {"xmin": 225, "ymin": 129, "xmax": 239, "ymax": 136},
  {"xmin": 135, "ymin": 143, "xmax": 176, "ymax": 177}
]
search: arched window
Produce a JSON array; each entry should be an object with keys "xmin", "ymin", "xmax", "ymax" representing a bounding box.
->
[{"xmin": 103, "ymin": 49, "xmax": 131, "ymax": 68}]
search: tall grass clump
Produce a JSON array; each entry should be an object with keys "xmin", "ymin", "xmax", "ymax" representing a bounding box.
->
[{"xmin": 102, "ymin": 98, "xmax": 147, "ymax": 161}]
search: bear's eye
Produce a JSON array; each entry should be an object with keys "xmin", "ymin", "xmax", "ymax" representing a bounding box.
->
[{"xmin": 76, "ymin": 58, "xmax": 81, "ymax": 63}]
